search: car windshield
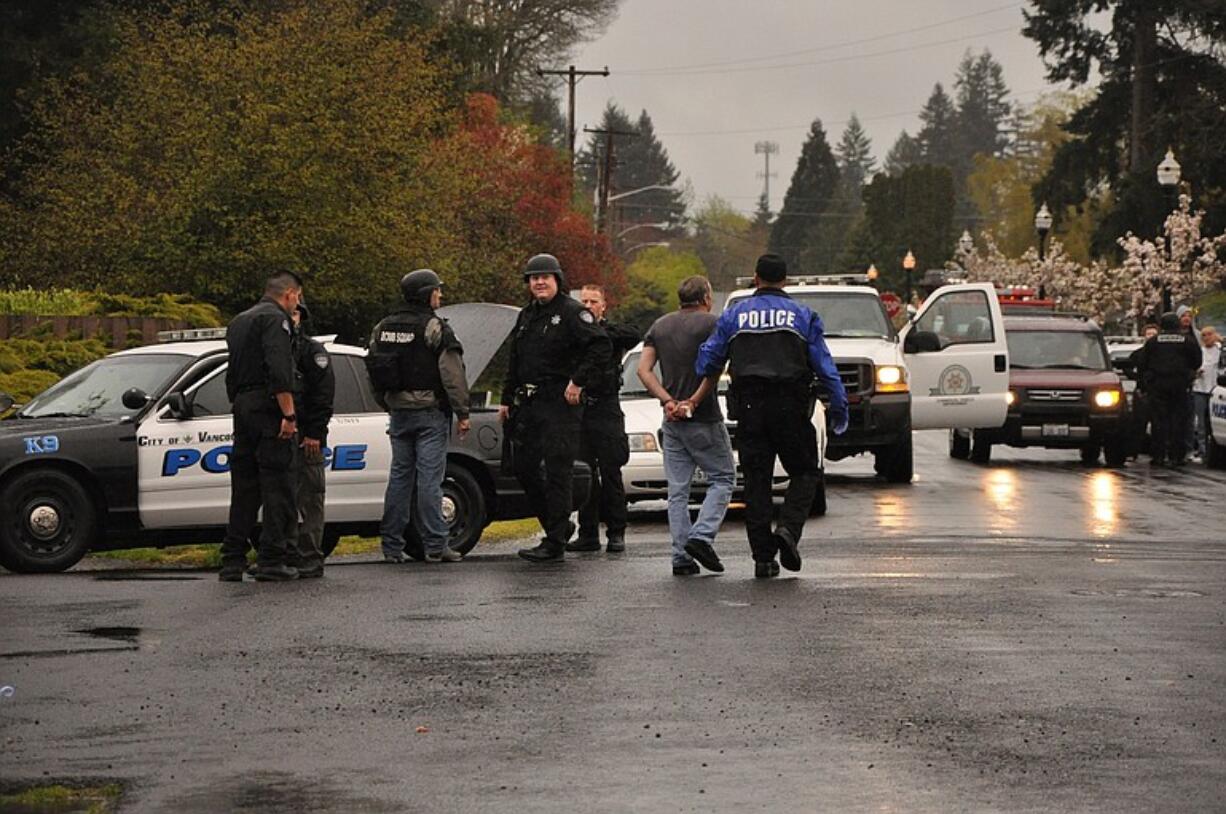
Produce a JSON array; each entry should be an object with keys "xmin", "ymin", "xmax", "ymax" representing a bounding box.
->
[
  {"xmin": 619, "ymin": 351, "xmax": 729, "ymax": 398},
  {"xmin": 18, "ymin": 354, "xmax": 190, "ymax": 419},
  {"xmin": 1007, "ymin": 330, "xmax": 1109, "ymax": 370},
  {"xmin": 788, "ymin": 292, "xmax": 894, "ymax": 338}
]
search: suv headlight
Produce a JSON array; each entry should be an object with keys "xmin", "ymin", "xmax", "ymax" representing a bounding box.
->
[
  {"xmin": 1006, "ymin": 389, "xmax": 1018, "ymax": 406},
  {"xmin": 1093, "ymin": 389, "xmax": 1122, "ymax": 409},
  {"xmin": 874, "ymin": 365, "xmax": 908, "ymax": 393},
  {"xmin": 627, "ymin": 432, "xmax": 659, "ymax": 453}
]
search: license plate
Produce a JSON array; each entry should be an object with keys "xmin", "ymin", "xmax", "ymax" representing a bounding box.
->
[{"xmin": 1042, "ymin": 423, "xmax": 1070, "ymax": 437}]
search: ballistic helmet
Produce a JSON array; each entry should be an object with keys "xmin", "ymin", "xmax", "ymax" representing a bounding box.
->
[
  {"xmin": 523, "ymin": 253, "xmax": 566, "ymax": 287},
  {"xmin": 400, "ymin": 268, "xmax": 443, "ymax": 304}
]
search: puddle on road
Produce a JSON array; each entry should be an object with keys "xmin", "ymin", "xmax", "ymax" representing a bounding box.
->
[
  {"xmin": 1071, "ymin": 588, "xmax": 1205, "ymax": 598},
  {"xmin": 170, "ymin": 772, "xmax": 398, "ymax": 813},
  {"xmin": 93, "ymin": 574, "xmax": 202, "ymax": 582},
  {"xmin": 0, "ymin": 627, "xmax": 144, "ymax": 660},
  {"xmin": 74, "ymin": 627, "xmax": 142, "ymax": 643}
]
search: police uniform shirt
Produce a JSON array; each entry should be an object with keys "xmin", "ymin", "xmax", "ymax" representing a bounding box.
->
[
  {"xmin": 1137, "ymin": 329, "xmax": 1202, "ymax": 390},
  {"xmin": 501, "ymin": 294, "xmax": 611, "ymax": 403},
  {"xmin": 225, "ymin": 296, "xmax": 299, "ymax": 403},
  {"xmin": 695, "ymin": 287, "xmax": 848, "ymax": 417},
  {"xmin": 295, "ymin": 335, "xmax": 336, "ymax": 444},
  {"xmin": 587, "ymin": 320, "xmax": 640, "ymax": 399}
]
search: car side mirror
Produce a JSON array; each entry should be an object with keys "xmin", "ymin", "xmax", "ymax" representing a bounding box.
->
[
  {"xmin": 122, "ymin": 387, "xmax": 152, "ymax": 411},
  {"xmin": 164, "ymin": 391, "xmax": 192, "ymax": 419},
  {"xmin": 903, "ymin": 330, "xmax": 941, "ymax": 354},
  {"xmin": 0, "ymin": 392, "xmax": 13, "ymax": 413}
]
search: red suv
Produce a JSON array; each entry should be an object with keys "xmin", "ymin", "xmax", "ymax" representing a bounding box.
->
[{"xmin": 951, "ymin": 315, "xmax": 1129, "ymax": 466}]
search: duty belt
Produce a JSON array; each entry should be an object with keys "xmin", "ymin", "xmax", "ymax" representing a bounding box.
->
[{"xmin": 512, "ymin": 384, "xmax": 539, "ymax": 406}]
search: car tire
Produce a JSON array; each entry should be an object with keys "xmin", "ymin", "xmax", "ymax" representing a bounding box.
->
[
  {"xmin": 809, "ymin": 469, "xmax": 827, "ymax": 517},
  {"xmin": 1079, "ymin": 444, "xmax": 1101, "ymax": 465},
  {"xmin": 405, "ymin": 462, "xmax": 488, "ymax": 556},
  {"xmin": 970, "ymin": 431, "xmax": 992, "ymax": 464},
  {"xmin": 1103, "ymin": 438, "xmax": 1128, "ymax": 468},
  {"xmin": 0, "ymin": 469, "xmax": 96, "ymax": 574},
  {"xmin": 874, "ymin": 434, "xmax": 914, "ymax": 484},
  {"xmin": 949, "ymin": 429, "xmax": 971, "ymax": 460}
]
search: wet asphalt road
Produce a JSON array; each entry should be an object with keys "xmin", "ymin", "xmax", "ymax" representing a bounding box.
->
[{"xmin": 2, "ymin": 430, "xmax": 1224, "ymax": 812}]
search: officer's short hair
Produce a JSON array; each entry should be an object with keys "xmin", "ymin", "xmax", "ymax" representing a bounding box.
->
[
  {"xmin": 265, "ymin": 270, "xmax": 303, "ymax": 297},
  {"xmin": 677, "ymin": 276, "xmax": 711, "ymax": 306},
  {"xmin": 580, "ymin": 284, "xmax": 606, "ymax": 300},
  {"xmin": 755, "ymin": 254, "xmax": 787, "ymax": 283}
]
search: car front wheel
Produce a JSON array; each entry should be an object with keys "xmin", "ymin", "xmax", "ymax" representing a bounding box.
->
[
  {"xmin": 405, "ymin": 462, "xmax": 489, "ymax": 556},
  {"xmin": 0, "ymin": 469, "xmax": 96, "ymax": 573}
]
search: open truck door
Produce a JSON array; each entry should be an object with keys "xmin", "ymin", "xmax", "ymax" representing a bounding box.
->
[{"xmin": 900, "ymin": 282, "xmax": 1008, "ymax": 430}]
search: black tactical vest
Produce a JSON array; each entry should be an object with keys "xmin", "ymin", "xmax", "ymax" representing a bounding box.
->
[{"xmin": 367, "ymin": 308, "xmax": 444, "ymax": 397}]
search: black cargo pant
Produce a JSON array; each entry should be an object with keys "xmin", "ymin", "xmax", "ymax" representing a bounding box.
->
[
  {"xmin": 291, "ymin": 447, "xmax": 326, "ymax": 569},
  {"xmin": 734, "ymin": 383, "xmax": 821, "ymax": 563},
  {"xmin": 220, "ymin": 392, "xmax": 300, "ymax": 570},
  {"xmin": 1149, "ymin": 384, "xmax": 1191, "ymax": 464},
  {"xmin": 511, "ymin": 396, "xmax": 581, "ymax": 549},
  {"xmin": 577, "ymin": 398, "xmax": 630, "ymax": 543}
]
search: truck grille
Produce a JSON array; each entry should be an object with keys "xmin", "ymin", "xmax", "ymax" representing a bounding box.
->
[
  {"xmin": 1027, "ymin": 389, "xmax": 1082, "ymax": 403},
  {"xmin": 836, "ymin": 363, "xmax": 871, "ymax": 395}
]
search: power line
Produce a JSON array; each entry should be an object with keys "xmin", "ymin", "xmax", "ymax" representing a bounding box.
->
[
  {"xmin": 621, "ymin": 2, "xmax": 1024, "ymax": 75},
  {"xmin": 537, "ymin": 65, "xmax": 609, "ymax": 169},
  {"xmin": 620, "ymin": 24, "xmax": 1020, "ymax": 78}
]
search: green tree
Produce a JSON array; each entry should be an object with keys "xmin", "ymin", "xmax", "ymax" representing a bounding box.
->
[
  {"xmin": 769, "ymin": 118, "xmax": 840, "ymax": 272},
  {"xmin": 835, "ymin": 113, "xmax": 876, "ymax": 196},
  {"xmin": 1023, "ymin": 0, "xmax": 1226, "ymax": 251},
  {"xmin": 853, "ymin": 165, "xmax": 955, "ymax": 294},
  {"xmin": 883, "ymin": 130, "xmax": 922, "ymax": 177},
  {"xmin": 616, "ymin": 246, "xmax": 706, "ymax": 333},
  {"xmin": 954, "ymin": 49, "xmax": 1012, "ymax": 162},
  {"xmin": 691, "ymin": 196, "xmax": 766, "ymax": 290},
  {"xmin": 917, "ymin": 83, "xmax": 959, "ymax": 168}
]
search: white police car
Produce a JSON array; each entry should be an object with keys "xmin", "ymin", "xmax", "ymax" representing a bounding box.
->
[
  {"xmin": 1208, "ymin": 367, "xmax": 1226, "ymax": 468},
  {"xmin": 0, "ymin": 304, "xmax": 581, "ymax": 573}
]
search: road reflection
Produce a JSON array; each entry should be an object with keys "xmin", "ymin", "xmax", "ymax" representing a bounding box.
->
[
  {"xmin": 1087, "ymin": 470, "xmax": 1119, "ymax": 539},
  {"xmin": 873, "ymin": 491, "xmax": 910, "ymax": 534},
  {"xmin": 983, "ymin": 469, "xmax": 1018, "ymax": 533}
]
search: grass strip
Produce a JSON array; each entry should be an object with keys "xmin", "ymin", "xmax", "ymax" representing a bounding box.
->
[{"xmin": 0, "ymin": 783, "xmax": 122, "ymax": 814}]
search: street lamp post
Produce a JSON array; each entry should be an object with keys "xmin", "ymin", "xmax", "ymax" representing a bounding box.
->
[
  {"xmin": 1034, "ymin": 203, "xmax": 1053, "ymax": 262},
  {"xmin": 1156, "ymin": 148, "xmax": 1181, "ymax": 313},
  {"xmin": 615, "ymin": 221, "xmax": 671, "ymax": 240},
  {"xmin": 958, "ymin": 229, "xmax": 974, "ymax": 260},
  {"xmin": 866, "ymin": 263, "xmax": 879, "ymax": 289},
  {"xmin": 625, "ymin": 241, "xmax": 670, "ymax": 255},
  {"xmin": 902, "ymin": 250, "xmax": 917, "ymax": 305}
]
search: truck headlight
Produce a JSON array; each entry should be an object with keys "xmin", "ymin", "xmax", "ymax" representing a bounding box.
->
[
  {"xmin": 1093, "ymin": 389, "xmax": 1122, "ymax": 409},
  {"xmin": 627, "ymin": 432, "xmax": 659, "ymax": 453},
  {"xmin": 874, "ymin": 365, "xmax": 908, "ymax": 393},
  {"xmin": 1006, "ymin": 389, "xmax": 1017, "ymax": 406}
]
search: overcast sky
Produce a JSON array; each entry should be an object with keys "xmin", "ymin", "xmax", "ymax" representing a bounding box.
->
[{"xmin": 568, "ymin": 0, "xmax": 1070, "ymax": 217}]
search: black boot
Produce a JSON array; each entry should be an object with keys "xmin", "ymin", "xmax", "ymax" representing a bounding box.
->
[
  {"xmin": 754, "ymin": 560, "xmax": 780, "ymax": 579},
  {"xmin": 605, "ymin": 535, "xmax": 626, "ymax": 553},
  {"xmin": 565, "ymin": 537, "xmax": 601, "ymax": 552},
  {"xmin": 518, "ymin": 542, "xmax": 565, "ymax": 563},
  {"xmin": 253, "ymin": 563, "xmax": 299, "ymax": 581},
  {"xmin": 773, "ymin": 527, "xmax": 802, "ymax": 572}
]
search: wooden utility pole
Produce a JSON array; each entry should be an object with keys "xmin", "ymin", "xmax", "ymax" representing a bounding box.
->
[
  {"xmin": 583, "ymin": 126, "xmax": 637, "ymax": 234},
  {"xmin": 537, "ymin": 65, "xmax": 610, "ymax": 170},
  {"xmin": 1130, "ymin": 8, "xmax": 1157, "ymax": 172}
]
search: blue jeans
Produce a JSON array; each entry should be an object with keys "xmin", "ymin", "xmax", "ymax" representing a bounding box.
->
[
  {"xmin": 1192, "ymin": 392, "xmax": 1211, "ymax": 457},
  {"xmin": 381, "ymin": 408, "xmax": 450, "ymax": 556},
  {"xmin": 661, "ymin": 420, "xmax": 735, "ymax": 566}
]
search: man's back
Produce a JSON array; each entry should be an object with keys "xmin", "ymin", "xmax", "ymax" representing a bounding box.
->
[{"xmin": 644, "ymin": 309, "xmax": 721, "ymax": 422}]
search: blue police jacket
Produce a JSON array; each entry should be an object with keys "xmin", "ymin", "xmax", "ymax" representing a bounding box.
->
[{"xmin": 695, "ymin": 288, "xmax": 849, "ymax": 421}]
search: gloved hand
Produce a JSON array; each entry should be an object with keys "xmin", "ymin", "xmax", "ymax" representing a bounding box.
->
[{"xmin": 831, "ymin": 410, "xmax": 849, "ymax": 436}]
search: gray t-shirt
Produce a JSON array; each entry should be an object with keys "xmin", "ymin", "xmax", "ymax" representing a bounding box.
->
[{"xmin": 643, "ymin": 309, "xmax": 723, "ymax": 422}]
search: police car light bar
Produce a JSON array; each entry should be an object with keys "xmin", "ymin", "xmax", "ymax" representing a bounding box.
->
[
  {"xmin": 732, "ymin": 273, "xmax": 872, "ymax": 288},
  {"xmin": 157, "ymin": 327, "xmax": 228, "ymax": 342}
]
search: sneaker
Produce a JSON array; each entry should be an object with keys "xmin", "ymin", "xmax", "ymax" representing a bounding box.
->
[
  {"xmin": 773, "ymin": 527, "xmax": 802, "ymax": 572},
  {"xmin": 683, "ymin": 539, "xmax": 724, "ymax": 573},
  {"xmin": 218, "ymin": 568, "xmax": 244, "ymax": 582},
  {"xmin": 754, "ymin": 560, "xmax": 780, "ymax": 579},
  {"xmin": 605, "ymin": 536, "xmax": 626, "ymax": 553},
  {"xmin": 672, "ymin": 562, "xmax": 700, "ymax": 576},
  {"xmin": 565, "ymin": 538, "xmax": 602, "ymax": 552},
  {"xmin": 383, "ymin": 552, "xmax": 408, "ymax": 563},
  {"xmin": 439, "ymin": 547, "xmax": 463, "ymax": 563},
  {"xmin": 253, "ymin": 563, "xmax": 299, "ymax": 582},
  {"xmin": 296, "ymin": 563, "xmax": 325, "ymax": 579}
]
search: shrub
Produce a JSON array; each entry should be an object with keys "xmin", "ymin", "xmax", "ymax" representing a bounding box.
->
[{"xmin": 0, "ymin": 369, "xmax": 60, "ymax": 405}]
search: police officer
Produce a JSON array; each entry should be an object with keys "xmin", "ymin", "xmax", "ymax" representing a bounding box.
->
[
  {"xmin": 290, "ymin": 299, "xmax": 335, "ymax": 577},
  {"xmin": 367, "ymin": 269, "xmax": 470, "ymax": 563},
  {"xmin": 219, "ymin": 271, "xmax": 304, "ymax": 582},
  {"xmin": 566, "ymin": 284, "xmax": 640, "ymax": 554},
  {"xmin": 696, "ymin": 254, "xmax": 848, "ymax": 578},
  {"xmin": 1135, "ymin": 311, "xmax": 1201, "ymax": 467},
  {"xmin": 500, "ymin": 254, "xmax": 612, "ymax": 563}
]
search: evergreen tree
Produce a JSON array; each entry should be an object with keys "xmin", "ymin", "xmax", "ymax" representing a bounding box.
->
[
  {"xmin": 1023, "ymin": 0, "xmax": 1226, "ymax": 249},
  {"xmin": 883, "ymin": 130, "xmax": 922, "ymax": 177},
  {"xmin": 954, "ymin": 49, "xmax": 1012, "ymax": 161},
  {"xmin": 768, "ymin": 118, "xmax": 840, "ymax": 271},
  {"xmin": 835, "ymin": 113, "xmax": 876, "ymax": 194},
  {"xmin": 858, "ymin": 165, "xmax": 956, "ymax": 293},
  {"xmin": 578, "ymin": 104, "xmax": 686, "ymax": 230},
  {"xmin": 916, "ymin": 83, "xmax": 959, "ymax": 168},
  {"xmin": 753, "ymin": 192, "xmax": 772, "ymax": 229}
]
